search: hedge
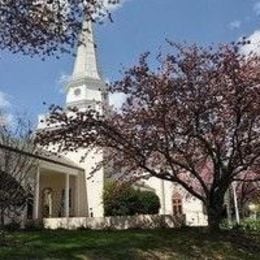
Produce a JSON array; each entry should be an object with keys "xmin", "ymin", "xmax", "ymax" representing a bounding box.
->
[{"xmin": 103, "ymin": 181, "xmax": 160, "ymax": 216}]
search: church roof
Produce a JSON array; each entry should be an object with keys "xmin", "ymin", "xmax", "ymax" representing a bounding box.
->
[{"xmin": 0, "ymin": 143, "xmax": 85, "ymax": 174}]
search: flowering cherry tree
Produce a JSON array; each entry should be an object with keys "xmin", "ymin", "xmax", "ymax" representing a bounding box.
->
[
  {"xmin": 37, "ymin": 42, "xmax": 260, "ymax": 230},
  {"xmin": 0, "ymin": 0, "xmax": 119, "ymax": 56}
]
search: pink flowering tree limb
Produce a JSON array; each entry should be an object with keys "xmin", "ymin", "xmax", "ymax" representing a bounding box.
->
[{"xmin": 0, "ymin": 0, "xmax": 119, "ymax": 57}]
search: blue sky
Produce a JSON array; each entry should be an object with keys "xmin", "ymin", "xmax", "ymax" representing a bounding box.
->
[{"xmin": 0, "ymin": 0, "xmax": 259, "ymax": 126}]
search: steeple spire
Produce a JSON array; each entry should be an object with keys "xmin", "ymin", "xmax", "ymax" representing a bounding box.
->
[
  {"xmin": 65, "ymin": 19, "xmax": 107, "ymax": 110},
  {"xmin": 72, "ymin": 20, "xmax": 101, "ymax": 80}
]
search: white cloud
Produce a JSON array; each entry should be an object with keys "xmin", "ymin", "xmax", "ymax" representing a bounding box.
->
[
  {"xmin": 57, "ymin": 72, "xmax": 71, "ymax": 85},
  {"xmin": 0, "ymin": 91, "xmax": 13, "ymax": 126},
  {"xmin": 228, "ymin": 20, "xmax": 241, "ymax": 30},
  {"xmin": 56, "ymin": 72, "xmax": 71, "ymax": 93},
  {"xmin": 0, "ymin": 114, "xmax": 6, "ymax": 126},
  {"xmin": 105, "ymin": 78, "xmax": 126, "ymax": 110},
  {"xmin": 0, "ymin": 113, "xmax": 13, "ymax": 126},
  {"xmin": 102, "ymin": 0, "xmax": 127, "ymax": 12},
  {"xmin": 109, "ymin": 93, "xmax": 126, "ymax": 110},
  {"xmin": 0, "ymin": 91, "xmax": 10, "ymax": 108},
  {"xmin": 239, "ymin": 30, "xmax": 260, "ymax": 57},
  {"xmin": 253, "ymin": 2, "xmax": 260, "ymax": 16}
]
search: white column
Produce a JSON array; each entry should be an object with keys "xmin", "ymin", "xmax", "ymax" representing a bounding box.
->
[
  {"xmin": 76, "ymin": 174, "xmax": 80, "ymax": 217},
  {"xmin": 161, "ymin": 180, "xmax": 166, "ymax": 215},
  {"xmin": 232, "ymin": 182, "xmax": 240, "ymax": 224},
  {"xmin": 33, "ymin": 165, "xmax": 40, "ymax": 219},
  {"xmin": 65, "ymin": 174, "xmax": 70, "ymax": 218}
]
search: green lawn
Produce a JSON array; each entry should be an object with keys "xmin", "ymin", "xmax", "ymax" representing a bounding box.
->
[{"xmin": 1, "ymin": 228, "xmax": 260, "ymax": 259}]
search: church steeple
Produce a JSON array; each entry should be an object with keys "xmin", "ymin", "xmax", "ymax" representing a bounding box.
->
[
  {"xmin": 66, "ymin": 20, "xmax": 106, "ymax": 110},
  {"xmin": 72, "ymin": 20, "xmax": 101, "ymax": 80}
]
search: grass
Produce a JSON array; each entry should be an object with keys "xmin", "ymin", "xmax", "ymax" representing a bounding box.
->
[{"xmin": 0, "ymin": 228, "xmax": 260, "ymax": 259}]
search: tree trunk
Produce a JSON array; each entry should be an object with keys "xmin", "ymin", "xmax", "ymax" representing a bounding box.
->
[
  {"xmin": 206, "ymin": 195, "xmax": 225, "ymax": 232},
  {"xmin": 0, "ymin": 209, "xmax": 5, "ymax": 227},
  {"xmin": 207, "ymin": 209, "xmax": 222, "ymax": 232}
]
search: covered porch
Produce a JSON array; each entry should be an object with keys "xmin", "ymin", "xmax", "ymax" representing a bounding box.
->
[{"xmin": 33, "ymin": 156, "xmax": 88, "ymax": 220}]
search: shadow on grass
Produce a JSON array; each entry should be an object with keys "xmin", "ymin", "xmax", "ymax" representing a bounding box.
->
[{"xmin": 1, "ymin": 228, "xmax": 260, "ymax": 259}]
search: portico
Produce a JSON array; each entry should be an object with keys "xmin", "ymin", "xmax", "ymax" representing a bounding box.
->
[{"xmin": 33, "ymin": 156, "xmax": 88, "ymax": 220}]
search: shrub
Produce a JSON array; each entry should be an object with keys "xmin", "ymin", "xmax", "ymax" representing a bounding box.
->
[
  {"xmin": 76, "ymin": 225, "xmax": 91, "ymax": 231},
  {"xmin": 3, "ymin": 221, "xmax": 20, "ymax": 231},
  {"xmin": 221, "ymin": 218, "xmax": 260, "ymax": 232},
  {"xmin": 24, "ymin": 220, "xmax": 44, "ymax": 231},
  {"xmin": 103, "ymin": 181, "xmax": 138, "ymax": 216},
  {"xmin": 220, "ymin": 219, "xmax": 232, "ymax": 230},
  {"xmin": 238, "ymin": 218, "xmax": 260, "ymax": 232},
  {"xmin": 103, "ymin": 181, "xmax": 160, "ymax": 216},
  {"xmin": 136, "ymin": 191, "xmax": 160, "ymax": 215}
]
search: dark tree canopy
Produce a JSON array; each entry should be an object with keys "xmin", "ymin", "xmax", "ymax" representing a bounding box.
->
[
  {"xmin": 0, "ymin": 0, "xmax": 119, "ymax": 57},
  {"xmin": 0, "ymin": 170, "xmax": 27, "ymax": 208},
  {"xmin": 36, "ymin": 41, "xmax": 260, "ymax": 230}
]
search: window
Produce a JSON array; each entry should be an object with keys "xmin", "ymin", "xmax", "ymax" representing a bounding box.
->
[
  {"xmin": 74, "ymin": 88, "xmax": 81, "ymax": 96},
  {"xmin": 172, "ymin": 193, "xmax": 183, "ymax": 215}
]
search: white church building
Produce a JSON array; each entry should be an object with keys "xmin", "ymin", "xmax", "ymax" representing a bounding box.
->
[{"xmin": 35, "ymin": 21, "xmax": 207, "ymax": 228}]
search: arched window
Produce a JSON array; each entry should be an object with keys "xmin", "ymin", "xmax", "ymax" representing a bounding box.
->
[{"xmin": 172, "ymin": 192, "xmax": 183, "ymax": 215}]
